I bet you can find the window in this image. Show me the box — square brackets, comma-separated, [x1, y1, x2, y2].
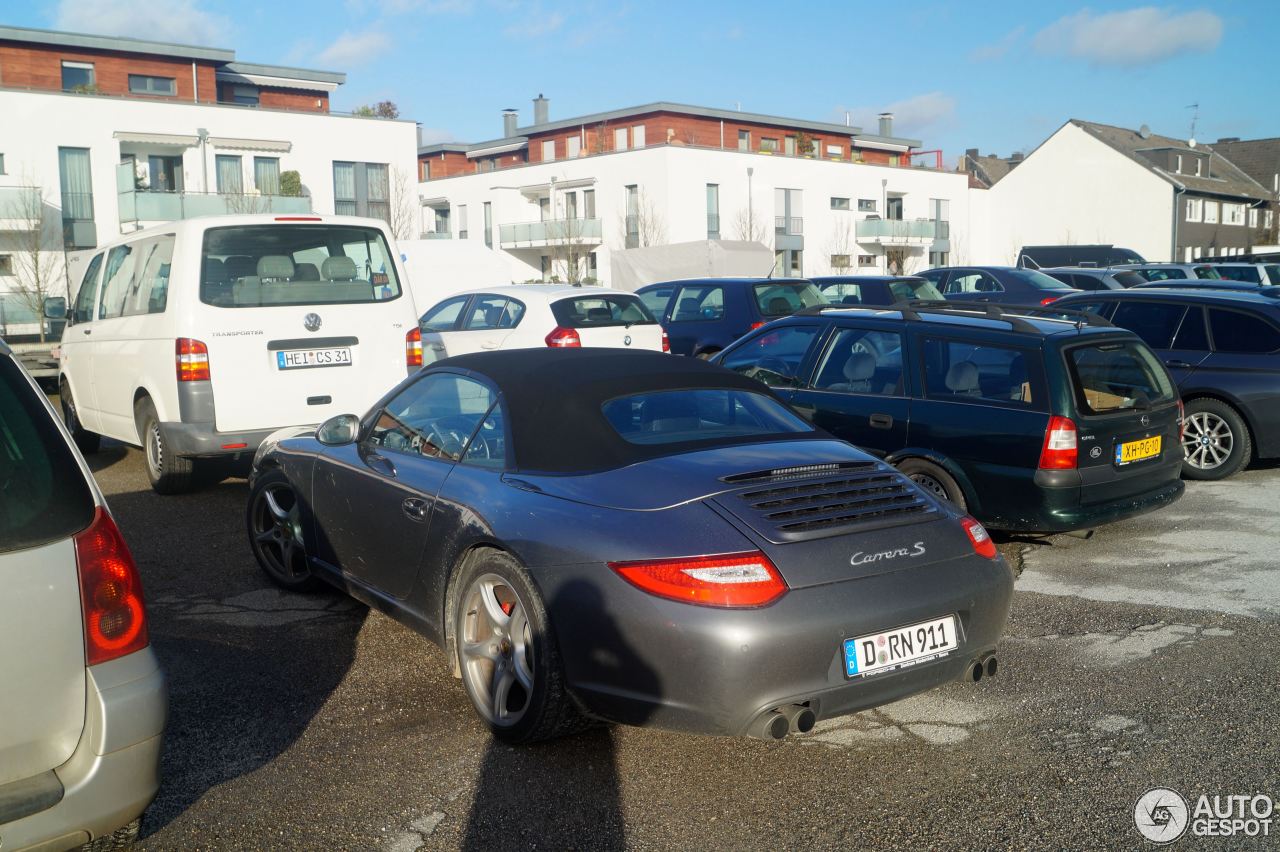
[1186, 198, 1203, 222]
[922, 339, 1042, 408]
[583, 189, 596, 219]
[1204, 201, 1219, 224]
[737, 129, 750, 151]
[1209, 309, 1280, 353]
[99, 243, 140, 319]
[671, 284, 725, 321]
[944, 271, 1003, 295]
[929, 250, 948, 267]
[369, 374, 496, 461]
[1249, 208, 1259, 228]
[888, 277, 944, 302]
[0, 255, 11, 276]
[602, 389, 811, 445]
[420, 296, 469, 331]
[128, 74, 176, 96]
[148, 155, 183, 191]
[753, 282, 825, 317]
[215, 155, 243, 194]
[58, 147, 94, 248]
[812, 328, 904, 395]
[366, 163, 389, 223]
[1266, 210, 1275, 229]
[1195, 158, 1202, 177]
[463, 295, 524, 330]
[61, 61, 94, 91]
[830, 197, 850, 210]
[857, 199, 876, 212]
[1175, 154, 1183, 173]
[722, 325, 822, 389]
[230, 85, 259, 106]
[614, 128, 628, 151]
[120, 235, 175, 316]
[760, 137, 779, 153]
[1110, 302, 1187, 349]
[706, 184, 720, 238]
[632, 125, 645, 147]
[0, 153, 5, 174]
[826, 144, 843, 158]
[71, 253, 103, 323]
[830, 254, 851, 269]
[1067, 342, 1176, 414]
[1217, 265, 1262, 283]
[784, 136, 796, 156]
[564, 192, 577, 220]
[461, 400, 506, 469]
[457, 204, 468, 239]
[1223, 203, 1245, 226]
[551, 295, 655, 328]
[333, 161, 389, 220]
[254, 157, 280, 195]
[541, 140, 556, 162]
[1172, 306, 1209, 350]
[483, 202, 492, 248]
[200, 224, 403, 308]
[624, 184, 639, 246]
[333, 162, 356, 215]
[638, 286, 673, 317]
[433, 206, 450, 234]
[820, 281, 862, 303]
[566, 136, 581, 158]
[858, 255, 876, 267]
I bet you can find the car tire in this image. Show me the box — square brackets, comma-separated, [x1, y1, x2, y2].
[453, 550, 590, 744]
[1181, 398, 1251, 481]
[134, 397, 196, 494]
[897, 458, 967, 509]
[60, 380, 100, 455]
[79, 818, 140, 850]
[247, 468, 322, 592]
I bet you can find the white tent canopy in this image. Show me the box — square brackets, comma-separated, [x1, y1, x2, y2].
[609, 240, 774, 292]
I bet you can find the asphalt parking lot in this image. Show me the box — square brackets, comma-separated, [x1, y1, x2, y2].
[81, 434, 1280, 850]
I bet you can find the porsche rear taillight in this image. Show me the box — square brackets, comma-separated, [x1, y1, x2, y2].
[1038, 415, 1077, 469]
[405, 326, 423, 367]
[609, 551, 787, 608]
[176, 338, 209, 382]
[960, 516, 997, 559]
[75, 508, 149, 666]
[661, 330, 670, 353]
[545, 326, 581, 348]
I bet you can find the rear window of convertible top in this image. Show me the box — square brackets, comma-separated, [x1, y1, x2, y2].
[601, 388, 812, 445]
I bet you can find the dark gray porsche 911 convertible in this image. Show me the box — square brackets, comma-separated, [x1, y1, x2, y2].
[246, 348, 1013, 744]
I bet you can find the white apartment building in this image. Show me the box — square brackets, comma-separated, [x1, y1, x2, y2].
[417, 99, 975, 288]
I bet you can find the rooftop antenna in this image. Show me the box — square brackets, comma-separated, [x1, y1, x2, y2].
[1186, 102, 1199, 145]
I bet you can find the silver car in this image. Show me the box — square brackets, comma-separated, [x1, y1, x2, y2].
[0, 341, 166, 850]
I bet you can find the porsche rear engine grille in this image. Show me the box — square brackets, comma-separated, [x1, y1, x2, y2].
[724, 467, 936, 541]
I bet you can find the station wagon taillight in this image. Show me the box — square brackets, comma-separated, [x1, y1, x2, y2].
[75, 508, 149, 666]
[1039, 296, 1060, 306]
[960, 516, 997, 559]
[176, 338, 210, 382]
[609, 551, 787, 608]
[405, 326, 423, 367]
[545, 326, 581, 348]
[1038, 415, 1078, 469]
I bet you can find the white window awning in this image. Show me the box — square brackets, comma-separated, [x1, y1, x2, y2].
[515, 177, 598, 196]
[208, 136, 292, 153]
[112, 131, 199, 147]
[420, 196, 449, 208]
[215, 71, 340, 93]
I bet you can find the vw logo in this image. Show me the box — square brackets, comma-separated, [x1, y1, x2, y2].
[303, 313, 322, 332]
[1140, 414, 1150, 427]
[623, 334, 632, 346]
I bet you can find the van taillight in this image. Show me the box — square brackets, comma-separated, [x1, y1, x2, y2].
[176, 338, 210, 382]
[405, 327, 423, 367]
[545, 327, 581, 348]
[1038, 415, 1078, 469]
[75, 508, 149, 666]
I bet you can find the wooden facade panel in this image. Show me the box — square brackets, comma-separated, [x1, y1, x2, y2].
[0, 42, 219, 102]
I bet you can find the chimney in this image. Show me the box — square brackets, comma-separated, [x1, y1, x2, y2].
[1010, 151, 1024, 162]
[878, 112, 893, 137]
[533, 93, 549, 126]
[502, 108, 518, 137]
[965, 147, 979, 161]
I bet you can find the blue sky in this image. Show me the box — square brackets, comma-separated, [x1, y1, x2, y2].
[15, 1, 1280, 163]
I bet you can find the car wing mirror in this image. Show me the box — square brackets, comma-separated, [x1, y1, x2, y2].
[316, 413, 361, 446]
[43, 296, 68, 320]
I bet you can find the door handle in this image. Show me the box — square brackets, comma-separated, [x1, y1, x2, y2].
[869, 413, 894, 429]
[363, 451, 396, 477]
[1164, 359, 1191, 368]
[401, 497, 428, 521]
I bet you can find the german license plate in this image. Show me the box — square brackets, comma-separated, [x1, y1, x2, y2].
[276, 347, 352, 370]
[843, 615, 958, 679]
[1115, 435, 1161, 465]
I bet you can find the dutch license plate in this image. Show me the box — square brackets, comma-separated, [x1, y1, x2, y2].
[1115, 435, 1162, 465]
[843, 615, 958, 679]
[276, 347, 352, 370]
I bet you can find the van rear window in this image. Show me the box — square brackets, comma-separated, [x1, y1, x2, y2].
[0, 358, 95, 552]
[201, 224, 402, 308]
[1067, 341, 1176, 415]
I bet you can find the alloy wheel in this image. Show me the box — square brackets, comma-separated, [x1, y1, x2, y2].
[459, 573, 534, 727]
[1182, 411, 1233, 470]
[250, 483, 307, 580]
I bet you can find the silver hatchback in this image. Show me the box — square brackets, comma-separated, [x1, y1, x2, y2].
[0, 342, 166, 851]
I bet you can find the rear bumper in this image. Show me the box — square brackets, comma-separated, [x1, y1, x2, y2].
[160, 420, 290, 461]
[539, 553, 1014, 737]
[0, 649, 167, 851]
[1011, 458, 1185, 533]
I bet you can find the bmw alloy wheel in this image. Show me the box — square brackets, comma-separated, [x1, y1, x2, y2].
[459, 573, 534, 727]
[1182, 411, 1233, 471]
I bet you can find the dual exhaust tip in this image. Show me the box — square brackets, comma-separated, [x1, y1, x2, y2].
[967, 653, 998, 683]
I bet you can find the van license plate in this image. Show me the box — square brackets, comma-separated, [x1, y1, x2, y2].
[843, 615, 957, 679]
[276, 347, 352, 370]
[1115, 435, 1161, 465]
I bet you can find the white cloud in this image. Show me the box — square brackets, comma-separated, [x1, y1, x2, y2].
[970, 25, 1025, 61]
[1033, 6, 1223, 66]
[55, 0, 230, 45]
[317, 30, 393, 67]
[503, 11, 565, 39]
[836, 92, 957, 138]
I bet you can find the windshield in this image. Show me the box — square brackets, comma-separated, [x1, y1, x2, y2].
[551, 294, 656, 327]
[753, 282, 826, 317]
[1010, 269, 1073, 291]
[1216, 266, 1262, 284]
[201, 224, 403, 308]
[602, 389, 812, 445]
[888, 277, 945, 302]
[1067, 341, 1176, 415]
[1111, 271, 1147, 288]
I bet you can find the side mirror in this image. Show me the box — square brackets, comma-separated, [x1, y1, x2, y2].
[43, 297, 68, 320]
[316, 413, 361, 446]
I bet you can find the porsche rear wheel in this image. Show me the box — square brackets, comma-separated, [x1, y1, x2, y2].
[453, 551, 589, 744]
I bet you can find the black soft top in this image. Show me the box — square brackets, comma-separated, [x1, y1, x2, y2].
[432, 348, 815, 474]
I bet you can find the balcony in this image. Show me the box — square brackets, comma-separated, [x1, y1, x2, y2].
[0, 186, 42, 231]
[420, 231, 453, 239]
[500, 217, 602, 249]
[117, 189, 312, 224]
[856, 218, 938, 246]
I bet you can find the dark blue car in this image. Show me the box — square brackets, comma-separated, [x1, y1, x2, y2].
[918, 266, 1077, 306]
[809, 275, 945, 306]
[636, 278, 826, 358]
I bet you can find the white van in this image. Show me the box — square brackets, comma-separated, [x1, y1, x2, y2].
[58, 214, 421, 494]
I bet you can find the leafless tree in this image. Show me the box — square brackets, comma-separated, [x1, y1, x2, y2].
[547, 216, 596, 285]
[730, 207, 766, 243]
[616, 187, 667, 248]
[1, 178, 65, 342]
[222, 192, 273, 214]
[388, 165, 417, 240]
[824, 217, 855, 273]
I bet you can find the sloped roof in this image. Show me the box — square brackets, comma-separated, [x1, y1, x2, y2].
[1070, 119, 1270, 201]
[963, 153, 1016, 188]
[1210, 138, 1280, 193]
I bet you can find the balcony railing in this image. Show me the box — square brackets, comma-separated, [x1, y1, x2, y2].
[855, 218, 938, 243]
[0, 186, 42, 230]
[421, 231, 452, 239]
[117, 189, 312, 223]
[500, 217, 603, 247]
[774, 216, 804, 236]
